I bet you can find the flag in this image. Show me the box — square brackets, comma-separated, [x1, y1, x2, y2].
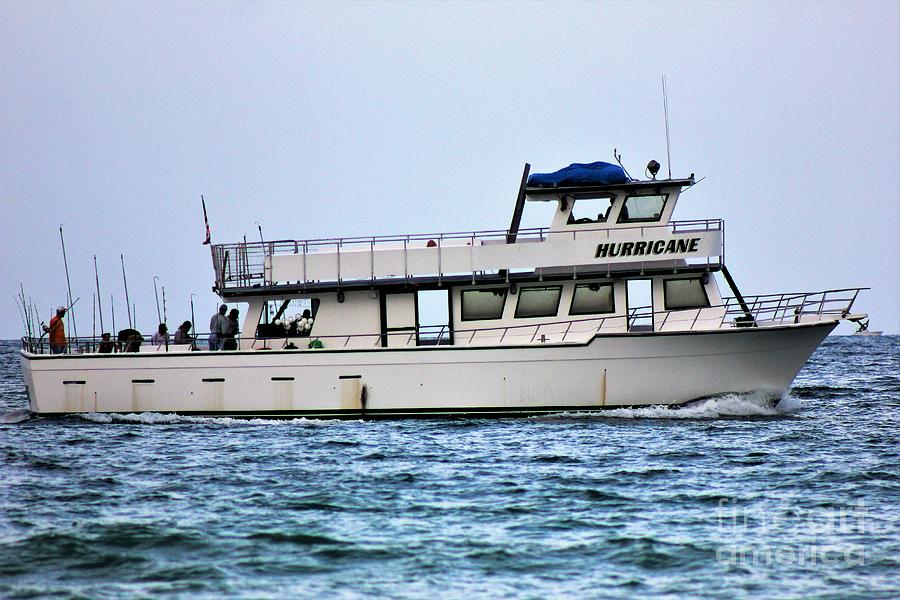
[201, 195, 211, 245]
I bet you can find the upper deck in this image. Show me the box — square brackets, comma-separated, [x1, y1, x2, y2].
[211, 176, 718, 296]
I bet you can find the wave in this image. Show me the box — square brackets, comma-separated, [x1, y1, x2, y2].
[77, 412, 354, 427]
[0, 408, 31, 424]
[538, 391, 798, 420]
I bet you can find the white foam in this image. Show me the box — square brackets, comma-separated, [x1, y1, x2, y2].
[0, 408, 31, 424]
[78, 412, 354, 426]
[540, 391, 800, 420]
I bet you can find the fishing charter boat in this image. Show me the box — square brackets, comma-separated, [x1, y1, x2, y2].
[20, 160, 867, 418]
[851, 318, 882, 336]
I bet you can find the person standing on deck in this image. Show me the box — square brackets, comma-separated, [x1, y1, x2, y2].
[174, 321, 193, 346]
[151, 323, 169, 347]
[208, 304, 227, 350]
[43, 306, 67, 354]
[222, 308, 240, 350]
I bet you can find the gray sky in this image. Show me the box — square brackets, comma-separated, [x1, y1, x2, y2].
[1, 0, 897, 338]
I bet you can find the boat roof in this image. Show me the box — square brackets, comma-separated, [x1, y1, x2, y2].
[525, 177, 695, 198]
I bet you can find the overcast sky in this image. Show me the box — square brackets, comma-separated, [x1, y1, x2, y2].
[1, 0, 897, 338]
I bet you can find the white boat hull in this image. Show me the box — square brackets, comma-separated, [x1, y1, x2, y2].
[21, 322, 836, 418]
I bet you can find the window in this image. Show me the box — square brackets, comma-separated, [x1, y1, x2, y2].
[461, 288, 507, 321]
[664, 278, 710, 310]
[515, 286, 562, 318]
[570, 283, 615, 315]
[618, 194, 667, 223]
[567, 194, 615, 224]
[256, 297, 319, 338]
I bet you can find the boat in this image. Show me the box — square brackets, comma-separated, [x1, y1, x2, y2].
[851, 318, 882, 336]
[19, 160, 868, 418]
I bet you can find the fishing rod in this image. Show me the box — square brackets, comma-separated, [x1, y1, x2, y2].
[120, 254, 133, 328]
[110, 293, 116, 334]
[190, 294, 196, 336]
[153, 276, 162, 324]
[162, 286, 167, 324]
[15, 295, 29, 338]
[94, 255, 104, 333]
[59, 227, 78, 341]
[38, 297, 80, 340]
[18, 284, 33, 339]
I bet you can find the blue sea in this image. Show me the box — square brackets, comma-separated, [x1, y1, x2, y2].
[1, 337, 897, 599]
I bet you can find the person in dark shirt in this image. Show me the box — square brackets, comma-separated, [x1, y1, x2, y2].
[117, 328, 143, 353]
[174, 321, 193, 346]
[222, 309, 240, 350]
[97, 332, 114, 354]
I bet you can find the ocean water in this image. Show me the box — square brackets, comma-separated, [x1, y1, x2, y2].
[0, 337, 897, 599]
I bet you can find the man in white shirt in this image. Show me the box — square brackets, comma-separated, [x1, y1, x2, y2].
[208, 304, 228, 350]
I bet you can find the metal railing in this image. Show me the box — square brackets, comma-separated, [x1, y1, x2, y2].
[211, 219, 725, 290]
[20, 333, 223, 355]
[21, 288, 863, 356]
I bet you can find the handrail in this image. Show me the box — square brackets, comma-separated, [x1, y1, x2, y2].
[214, 219, 724, 252]
[211, 219, 725, 289]
[21, 287, 865, 355]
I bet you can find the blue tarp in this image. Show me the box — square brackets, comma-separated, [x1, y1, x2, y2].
[527, 161, 628, 187]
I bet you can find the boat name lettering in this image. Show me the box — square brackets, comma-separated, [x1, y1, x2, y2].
[594, 237, 701, 259]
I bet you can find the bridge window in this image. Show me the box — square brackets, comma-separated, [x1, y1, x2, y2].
[567, 194, 616, 224]
[461, 288, 507, 321]
[664, 277, 710, 310]
[570, 283, 615, 315]
[618, 194, 668, 223]
[515, 286, 563, 318]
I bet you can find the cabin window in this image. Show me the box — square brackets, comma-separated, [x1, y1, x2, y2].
[514, 286, 563, 318]
[256, 297, 319, 338]
[570, 283, 615, 315]
[663, 278, 710, 310]
[461, 289, 507, 321]
[567, 194, 616, 225]
[618, 194, 668, 223]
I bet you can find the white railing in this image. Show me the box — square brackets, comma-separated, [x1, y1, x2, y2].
[23, 288, 865, 355]
[211, 219, 724, 290]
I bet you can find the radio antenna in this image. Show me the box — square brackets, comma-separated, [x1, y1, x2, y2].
[662, 75, 672, 180]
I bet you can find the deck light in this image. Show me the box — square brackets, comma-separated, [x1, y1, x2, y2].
[646, 160, 661, 180]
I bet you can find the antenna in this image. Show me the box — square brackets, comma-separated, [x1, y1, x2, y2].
[612, 148, 633, 180]
[662, 75, 672, 180]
